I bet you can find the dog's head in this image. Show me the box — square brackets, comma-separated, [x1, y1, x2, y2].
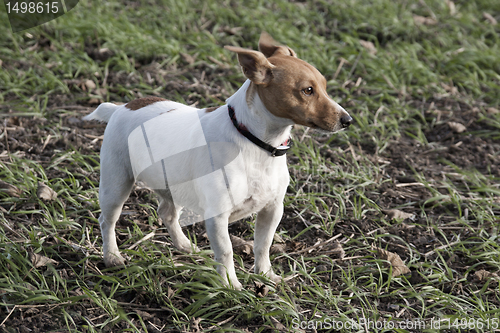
[225, 32, 352, 133]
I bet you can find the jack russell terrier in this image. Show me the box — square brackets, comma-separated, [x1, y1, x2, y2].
[84, 32, 352, 290]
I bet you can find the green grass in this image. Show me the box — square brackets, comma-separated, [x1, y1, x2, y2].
[1, 0, 500, 332]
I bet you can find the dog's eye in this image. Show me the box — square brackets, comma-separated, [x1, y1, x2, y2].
[302, 87, 314, 96]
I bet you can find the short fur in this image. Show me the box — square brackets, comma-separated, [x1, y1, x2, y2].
[83, 33, 352, 289]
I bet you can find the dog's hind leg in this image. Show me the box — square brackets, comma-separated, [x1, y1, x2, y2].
[98, 171, 134, 267]
[157, 190, 198, 253]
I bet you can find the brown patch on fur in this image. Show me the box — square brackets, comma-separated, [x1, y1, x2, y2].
[125, 96, 167, 111]
[205, 106, 220, 113]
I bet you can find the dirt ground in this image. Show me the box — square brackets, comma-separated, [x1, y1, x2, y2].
[2, 57, 500, 332]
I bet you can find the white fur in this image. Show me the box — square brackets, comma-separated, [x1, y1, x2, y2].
[87, 82, 291, 289]
[86, 43, 351, 289]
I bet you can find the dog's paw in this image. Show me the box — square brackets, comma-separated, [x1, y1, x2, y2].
[227, 278, 243, 290]
[265, 271, 282, 284]
[104, 253, 126, 267]
[175, 241, 199, 254]
[232, 280, 243, 290]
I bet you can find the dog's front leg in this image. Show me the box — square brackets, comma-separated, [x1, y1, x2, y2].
[254, 199, 283, 283]
[205, 214, 242, 290]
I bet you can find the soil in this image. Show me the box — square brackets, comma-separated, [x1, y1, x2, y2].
[1, 57, 500, 332]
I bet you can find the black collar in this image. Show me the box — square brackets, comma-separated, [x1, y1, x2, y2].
[228, 105, 292, 157]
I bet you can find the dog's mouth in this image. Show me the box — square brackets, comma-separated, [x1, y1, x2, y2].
[308, 120, 338, 133]
[306, 116, 352, 133]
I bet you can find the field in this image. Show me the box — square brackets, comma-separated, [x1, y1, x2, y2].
[1, 0, 500, 332]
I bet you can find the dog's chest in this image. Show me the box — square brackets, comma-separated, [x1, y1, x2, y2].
[228, 158, 288, 221]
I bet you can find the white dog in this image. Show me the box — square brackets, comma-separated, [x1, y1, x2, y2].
[84, 32, 352, 289]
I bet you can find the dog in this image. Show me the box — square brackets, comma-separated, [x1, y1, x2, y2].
[84, 32, 352, 290]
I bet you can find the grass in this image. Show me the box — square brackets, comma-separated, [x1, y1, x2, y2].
[1, 0, 500, 331]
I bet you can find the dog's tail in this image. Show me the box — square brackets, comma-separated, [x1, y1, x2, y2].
[82, 102, 120, 123]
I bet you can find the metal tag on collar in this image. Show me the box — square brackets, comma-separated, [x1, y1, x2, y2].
[271, 146, 290, 157]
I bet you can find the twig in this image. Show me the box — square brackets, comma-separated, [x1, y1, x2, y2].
[1, 220, 24, 239]
[40, 134, 52, 153]
[395, 182, 426, 188]
[3, 119, 11, 163]
[288, 233, 342, 256]
[299, 127, 310, 142]
[83, 133, 104, 140]
[382, 74, 397, 91]
[206, 315, 235, 331]
[366, 227, 384, 236]
[2, 302, 71, 309]
[1, 300, 72, 326]
[335, 255, 364, 261]
[373, 105, 384, 126]
[0, 305, 16, 326]
[424, 240, 461, 257]
[127, 231, 155, 250]
[333, 57, 347, 81]
[58, 236, 101, 256]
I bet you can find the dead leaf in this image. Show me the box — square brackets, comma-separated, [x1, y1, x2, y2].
[135, 309, 153, 320]
[0, 180, 22, 197]
[383, 209, 415, 221]
[290, 240, 306, 252]
[167, 286, 175, 299]
[487, 107, 499, 115]
[474, 269, 499, 282]
[254, 281, 269, 297]
[180, 52, 196, 65]
[230, 235, 253, 255]
[270, 243, 286, 255]
[270, 316, 286, 330]
[37, 182, 57, 201]
[190, 317, 202, 333]
[483, 12, 497, 25]
[273, 233, 285, 243]
[98, 48, 112, 56]
[373, 246, 411, 277]
[413, 15, 437, 26]
[440, 82, 458, 95]
[88, 98, 103, 105]
[448, 121, 467, 133]
[223, 27, 243, 35]
[359, 40, 377, 55]
[29, 252, 58, 268]
[83, 79, 96, 91]
[330, 241, 345, 259]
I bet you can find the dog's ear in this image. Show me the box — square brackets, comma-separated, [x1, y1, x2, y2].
[225, 46, 274, 85]
[258, 31, 297, 58]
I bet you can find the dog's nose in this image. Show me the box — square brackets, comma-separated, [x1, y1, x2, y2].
[340, 114, 353, 128]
